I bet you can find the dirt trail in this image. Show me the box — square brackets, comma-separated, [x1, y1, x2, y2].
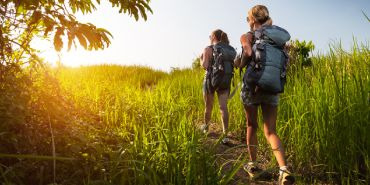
[203, 122, 278, 185]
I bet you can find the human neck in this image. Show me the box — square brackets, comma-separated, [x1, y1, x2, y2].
[212, 41, 221, 45]
[253, 23, 262, 31]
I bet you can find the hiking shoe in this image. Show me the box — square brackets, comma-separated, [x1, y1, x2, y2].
[200, 124, 209, 134]
[221, 137, 230, 145]
[243, 162, 263, 179]
[278, 169, 295, 185]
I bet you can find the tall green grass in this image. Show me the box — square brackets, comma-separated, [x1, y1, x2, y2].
[278, 43, 369, 184]
[2, 43, 366, 184]
[56, 65, 243, 184]
[55, 43, 368, 184]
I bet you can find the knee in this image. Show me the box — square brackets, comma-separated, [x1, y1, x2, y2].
[204, 105, 212, 115]
[204, 107, 212, 115]
[219, 104, 227, 113]
[247, 120, 258, 130]
[263, 128, 276, 138]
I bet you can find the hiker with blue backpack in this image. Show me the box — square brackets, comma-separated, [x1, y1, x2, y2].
[234, 5, 295, 185]
[200, 29, 236, 144]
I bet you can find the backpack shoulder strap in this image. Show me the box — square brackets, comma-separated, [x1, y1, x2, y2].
[204, 45, 214, 71]
[247, 31, 257, 45]
[212, 43, 223, 58]
[253, 27, 266, 42]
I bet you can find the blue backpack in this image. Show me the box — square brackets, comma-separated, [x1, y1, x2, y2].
[243, 25, 290, 94]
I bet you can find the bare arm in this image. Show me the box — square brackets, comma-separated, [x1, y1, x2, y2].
[237, 32, 254, 68]
[201, 47, 213, 70]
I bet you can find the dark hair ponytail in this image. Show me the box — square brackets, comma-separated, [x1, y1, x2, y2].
[212, 29, 230, 45]
[220, 32, 229, 44]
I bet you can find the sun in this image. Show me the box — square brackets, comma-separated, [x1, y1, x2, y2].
[33, 37, 103, 67]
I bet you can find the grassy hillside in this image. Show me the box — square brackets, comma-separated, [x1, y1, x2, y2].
[0, 44, 369, 184]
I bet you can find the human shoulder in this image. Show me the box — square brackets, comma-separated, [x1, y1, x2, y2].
[203, 45, 213, 54]
[240, 32, 254, 44]
[240, 34, 248, 42]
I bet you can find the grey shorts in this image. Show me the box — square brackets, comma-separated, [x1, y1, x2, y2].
[203, 79, 230, 95]
[241, 90, 279, 106]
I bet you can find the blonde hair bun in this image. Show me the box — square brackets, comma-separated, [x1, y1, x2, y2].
[249, 5, 272, 25]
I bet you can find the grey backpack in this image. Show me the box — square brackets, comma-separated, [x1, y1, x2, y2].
[243, 25, 290, 94]
[206, 42, 236, 93]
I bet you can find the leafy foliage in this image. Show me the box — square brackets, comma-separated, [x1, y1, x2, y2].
[287, 39, 315, 68]
[0, 1, 152, 184]
[0, 0, 152, 66]
[0, 64, 98, 183]
[192, 56, 201, 70]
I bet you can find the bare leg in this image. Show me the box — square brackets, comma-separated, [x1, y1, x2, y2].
[217, 90, 229, 134]
[203, 92, 214, 125]
[245, 105, 258, 162]
[261, 104, 286, 167]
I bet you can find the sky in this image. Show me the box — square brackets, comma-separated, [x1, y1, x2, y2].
[35, 0, 370, 71]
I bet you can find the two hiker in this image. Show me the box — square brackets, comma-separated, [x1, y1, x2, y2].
[200, 5, 295, 185]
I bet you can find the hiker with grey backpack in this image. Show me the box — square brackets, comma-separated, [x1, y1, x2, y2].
[234, 5, 295, 185]
[200, 29, 236, 145]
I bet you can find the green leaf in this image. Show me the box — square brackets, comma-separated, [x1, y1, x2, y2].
[141, 0, 153, 14]
[76, 32, 87, 49]
[57, 14, 67, 25]
[43, 17, 55, 37]
[29, 11, 42, 25]
[96, 28, 113, 38]
[53, 27, 64, 51]
[79, 25, 98, 50]
[16, 5, 27, 14]
[67, 32, 75, 51]
[137, 4, 147, 20]
[132, 6, 139, 21]
[219, 155, 246, 185]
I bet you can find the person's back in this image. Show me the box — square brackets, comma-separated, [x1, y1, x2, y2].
[234, 5, 295, 185]
[244, 24, 290, 95]
[207, 42, 236, 92]
[200, 29, 236, 144]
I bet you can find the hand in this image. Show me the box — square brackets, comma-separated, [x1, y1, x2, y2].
[234, 53, 242, 68]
